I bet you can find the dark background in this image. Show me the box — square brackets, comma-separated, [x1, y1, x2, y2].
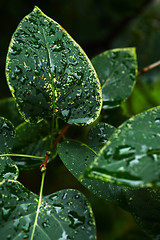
[0, 1, 160, 239]
[1, 0, 160, 99]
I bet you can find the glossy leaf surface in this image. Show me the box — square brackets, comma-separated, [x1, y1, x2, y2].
[12, 121, 54, 169]
[0, 180, 96, 240]
[87, 107, 160, 187]
[126, 188, 160, 239]
[6, 6, 102, 125]
[58, 123, 127, 206]
[0, 118, 18, 181]
[91, 48, 137, 109]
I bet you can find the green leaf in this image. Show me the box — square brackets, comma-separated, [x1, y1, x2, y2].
[91, 48, 137, 109]
[126, 188, 160, 239]
[0, 180, 96, 240]
[0, 117, 18, 181]
[0, 98, 23, 127]
[12, 120, 55, 169]
[86, 106, 160, 187]
[87, 122, 117, 152]
[58, 123, 127, 206]
[5, 6, 102, 125]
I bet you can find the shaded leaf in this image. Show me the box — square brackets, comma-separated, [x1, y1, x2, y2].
[58, 123, 127, 206]
[0, 98, 23, 127]
[0, 180, 96, 240]
[6, 6, 102, 125]
[126, 187, 160, 239]
[91, 48, 137, 109]
[87, 122, 117, 152]
[86, 107, 160, 187]
[12, 120, 55, 169]
[0, 117, 18, 181]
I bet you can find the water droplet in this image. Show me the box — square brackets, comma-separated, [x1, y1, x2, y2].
[2, 207, 11, 221]
[61, 109, 70, 119]
[15, 66, 22, 75]
[62, 192, 68, 200]
[74, 194, 80, 199]
[13, 219, 20, 231]
[129, 158, 139, 167]
[2, 122, 10, 129]
[42, 219, 50, 228]
[155, 118, 160, 123]
[22, 215, 31, 232]
[53, 203, 64, 213]
[59, 231, 70, 240]
[52, 40, 64, 52]
[7, 234, 11, 240]
[48, 194, 58, 201]
[68, 211, 85, 229]
[113, 145, 135, 160]
[23, 234, 29, 239]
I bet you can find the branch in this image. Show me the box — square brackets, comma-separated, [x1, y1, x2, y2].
[137, 60, 160, 76]
[40, 123, 71, 172]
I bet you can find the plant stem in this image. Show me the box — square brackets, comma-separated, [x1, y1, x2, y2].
[137, 60, 160, 76]
[40, 124, 71, 171]
[30, 171, 46, 240]
[50, 78, 56, 148]
[52, 123, 71, 149]
[0, 153, 44, 159]
[40, 151, 51, 172]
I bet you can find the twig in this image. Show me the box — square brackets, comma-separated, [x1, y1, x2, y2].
[40, 123, 71, 172]
[137, 60, 160, 76]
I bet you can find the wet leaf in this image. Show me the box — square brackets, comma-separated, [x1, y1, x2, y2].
[86, 106, 160, 187]
[91, 48, 137, 109]
[0, 98, 23, 127]
[0, 117, 18, 181]
[6, 6, 102, 125]
[12, 120, 55, 169]
[0, 180, 96, 240]
[126, 187, 160, 239]
[58, 123, 127, 206]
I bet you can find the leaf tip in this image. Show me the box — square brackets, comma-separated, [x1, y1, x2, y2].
[33, 6, 42, 13]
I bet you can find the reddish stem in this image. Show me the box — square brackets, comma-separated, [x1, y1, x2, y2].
[40, 151, 51, 172]
[40, 123, 71, 172]
[137, 60, 160, 76]
[52, 123, 71, 149]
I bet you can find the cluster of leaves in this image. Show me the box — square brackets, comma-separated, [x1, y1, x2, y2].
[0, 6, 160, 240]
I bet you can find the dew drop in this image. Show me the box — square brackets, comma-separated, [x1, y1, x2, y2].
[23, 234, 29, 239]
[49, 194, 58, 201]
[7, 234, 11, 240]
[53, 203, 64, 213]
[61, 109, 70, 119]
[68, 211, 85, 229]
[59, 231, 70, 240]
[113, 145, 135, 160]
[42, 219, 50, 228]
[13, 219, 20, 231]
[155, 118, 160, 123]
[2, 207, 11, 221]
[62, 192, 68, 200]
